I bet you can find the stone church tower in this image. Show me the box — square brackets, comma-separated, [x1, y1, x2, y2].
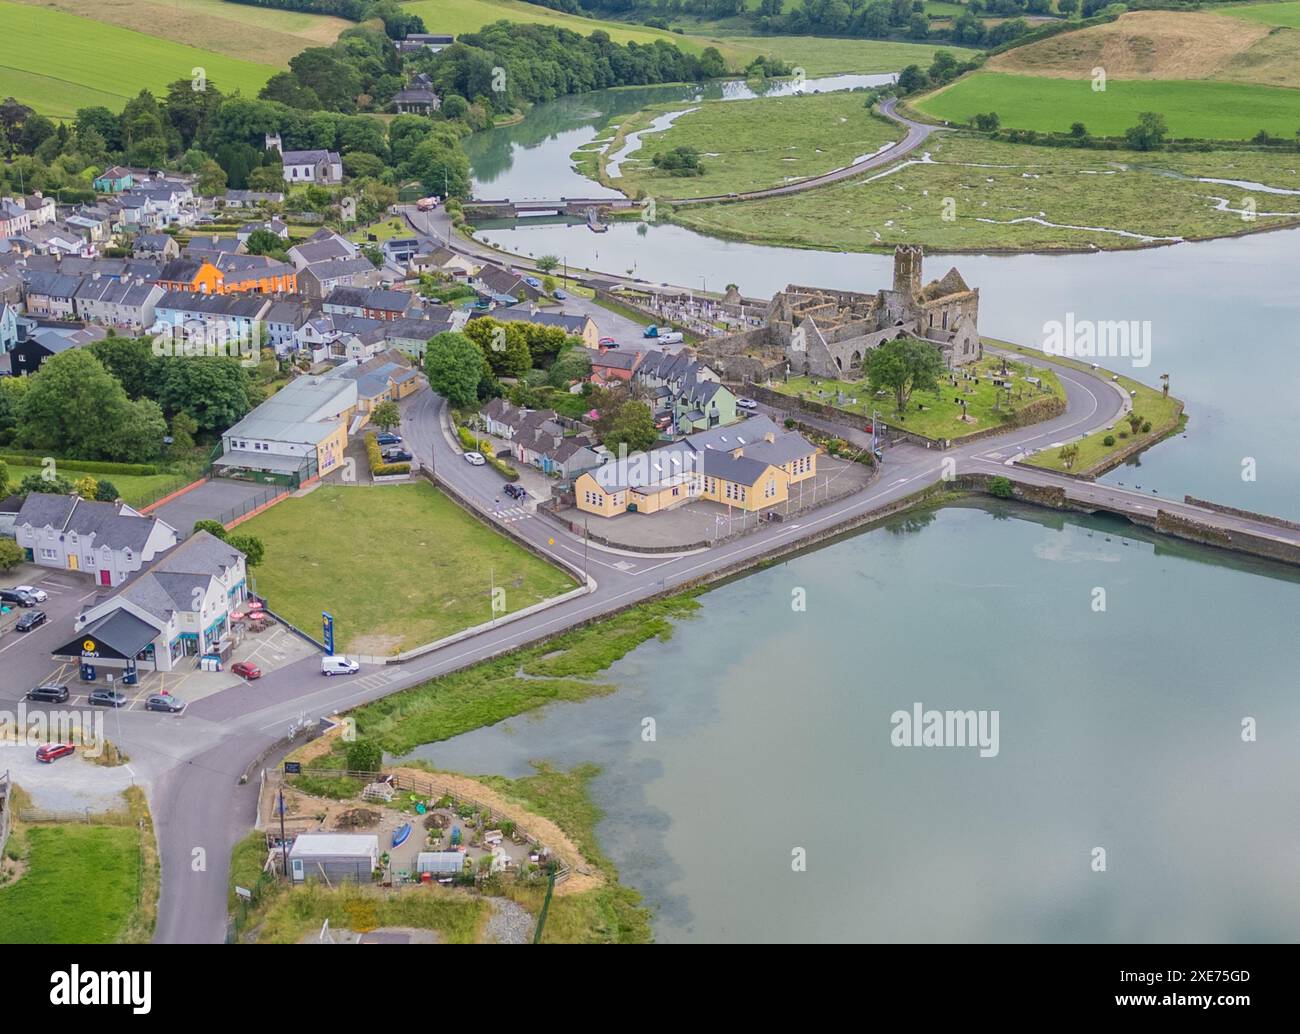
[892, 245, 923, 299]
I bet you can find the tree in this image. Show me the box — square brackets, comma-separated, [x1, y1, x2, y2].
[0, 538, 23, 572]
[535, 255, 559, 274]
[155, 358, 252, 435]
[73, 476, 99, 499]
[17, 350, 136, 460]
[19, 473, 73, 495]
[424, 331, 488, 407]
[0, 458, 7, 496]
[226, 533, 265, 567]
[603, 400, 658, 454]
[865, 338, 945, 414]
[90, 336, 158, 399]
[243, 228, 287, 258]
[1126, 411, 1144, 435]
[407, 131, 471, 200]
[94, 479, 120, 502]
[896, 65, 928, 95]
[371, 400, 401, 432]
[193, 519, 227, 539]
[972, 112, 1000, 132]
[1124, 112, 1168, 152]
[169, 411, 198, 457]
[464, 318, 531, 379]
[1058, 444, 1080, 470]
[1069, 122, 1089, 139]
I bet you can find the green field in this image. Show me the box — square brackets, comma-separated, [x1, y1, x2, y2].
[915, 71, 1300, 139]
[12, 0, 350, 67]
[725, 35, 980, 75]
[0, 824, 142, 943]
[2, 464, 189, 507]
[1224, 1, 1300, 27]
[772, 353, 1065, 442]
[237, 482, 576, 655]
[606, 91, 900, 199]
[0, 2, 278, 116]
[668, 133, 1300, 252]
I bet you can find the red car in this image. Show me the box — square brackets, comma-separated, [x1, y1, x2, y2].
[231, 661, 262, 680]
[36, 743, 75, 763]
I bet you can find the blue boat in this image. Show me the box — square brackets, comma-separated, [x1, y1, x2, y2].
[392, 823, 411, 848]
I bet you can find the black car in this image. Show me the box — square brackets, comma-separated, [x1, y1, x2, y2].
[503, 483, 528, 500]
[145, 694, 185, 713]
[0, 588, 35, 607]
[27, 683, 70, 703]
[382, 448, 413, 463]
[15, 609, 46, 632]
[88, 689, 128, 708]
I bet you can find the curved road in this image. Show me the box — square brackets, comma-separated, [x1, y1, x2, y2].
[666, 98, 942, 207]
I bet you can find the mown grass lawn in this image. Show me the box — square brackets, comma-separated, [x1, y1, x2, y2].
[1226, 1, 1300, 28]
[0, 825, 141, 943]
[915, 72, 1300, 140]
[774, 353, 1065, 441]
[237, 482, 576, 655]
[1, 464, 188, 508]
[609, 91, 900, 199]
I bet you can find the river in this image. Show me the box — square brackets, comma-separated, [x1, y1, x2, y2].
[410, 77, 1300, 943]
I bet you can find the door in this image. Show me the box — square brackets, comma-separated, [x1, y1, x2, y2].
[67, 554, 78, 571]
[291, 858, 304, 883]
[99, 570, 111, 586]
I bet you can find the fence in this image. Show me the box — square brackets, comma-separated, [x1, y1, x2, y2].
[0, 771, 10, 862]
[278, 767, 569, 884]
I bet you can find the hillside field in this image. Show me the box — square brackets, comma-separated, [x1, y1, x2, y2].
[1226, 1, 1300, 28]
[916, 72, 1300, 139]
[0, 2, 278, 116]
[13, 0, 351, 66]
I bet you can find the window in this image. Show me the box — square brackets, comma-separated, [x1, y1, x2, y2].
[765, 478, 776, 498]
[39, 548, 57, 560]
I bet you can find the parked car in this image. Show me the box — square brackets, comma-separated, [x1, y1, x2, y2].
[15, 609, 47, 632]
[736, 397, 759, 411]
[145, 694, 186, 713]
[523, 276, 542, 289]
[376, 431, 402, 446]
[504, 483, 527, 500]
[89, 689, 128, 708]
[382, 448, 413, 463]
[552, 289, 568, 300]
[14, 585, 48, 602]
[322, 656, 360, 676]
[231, 661, 262, 680]
[35, 743, 75, 763]
[463, 451, 486, 466]
[26, 683, 70, 703]
[0, 588, 35, 607]
[598, 337, 617, 350]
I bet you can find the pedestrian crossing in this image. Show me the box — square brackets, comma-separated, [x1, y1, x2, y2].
[354, 669, 400, 691]
[495, 506, 531, 523]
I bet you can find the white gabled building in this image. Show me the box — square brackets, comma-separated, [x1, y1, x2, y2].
[13, 494, 177, 587]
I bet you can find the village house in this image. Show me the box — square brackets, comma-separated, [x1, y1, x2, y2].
[589, 347, 642, 385]
[13, 494, 178, 587]
[411, 246, 477, 279]
[22, 270, 83, 319]
[330, 348, 424, 415]
[263, 297, 317, 355]
[287, 231, 358, 269]
[392, 72, 441, 115]
[92, 166, 135, 193]
[7, 319, 106, 375]
[472, 264, 541, 304]
[133, 233, 180, 260]
[633, 348, 739, 434]
[57, 531, 249, 674]
[297, 256, 382, 300]
[573, 415, 819, 519]
[152, 290, 273, 352]
[323, 285, 414, 322]
[223, 189, 285, 208]
[74, 277, 165, 333]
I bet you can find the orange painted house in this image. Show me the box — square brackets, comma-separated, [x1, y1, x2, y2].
[155, 256, 297, 296]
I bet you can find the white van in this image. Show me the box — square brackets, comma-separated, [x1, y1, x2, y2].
[321, 656, 360, 676]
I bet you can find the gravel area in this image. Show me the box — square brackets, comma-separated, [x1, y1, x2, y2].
[484, 898, 535, 944]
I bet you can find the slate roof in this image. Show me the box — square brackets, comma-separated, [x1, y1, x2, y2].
[324, 286, 412, 313]
[16, 495, 167, 553]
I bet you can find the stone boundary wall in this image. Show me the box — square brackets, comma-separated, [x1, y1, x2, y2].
[1183, 496, 1300, 533]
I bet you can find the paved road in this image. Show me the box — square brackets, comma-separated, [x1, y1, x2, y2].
[667, 98, 942, 207]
